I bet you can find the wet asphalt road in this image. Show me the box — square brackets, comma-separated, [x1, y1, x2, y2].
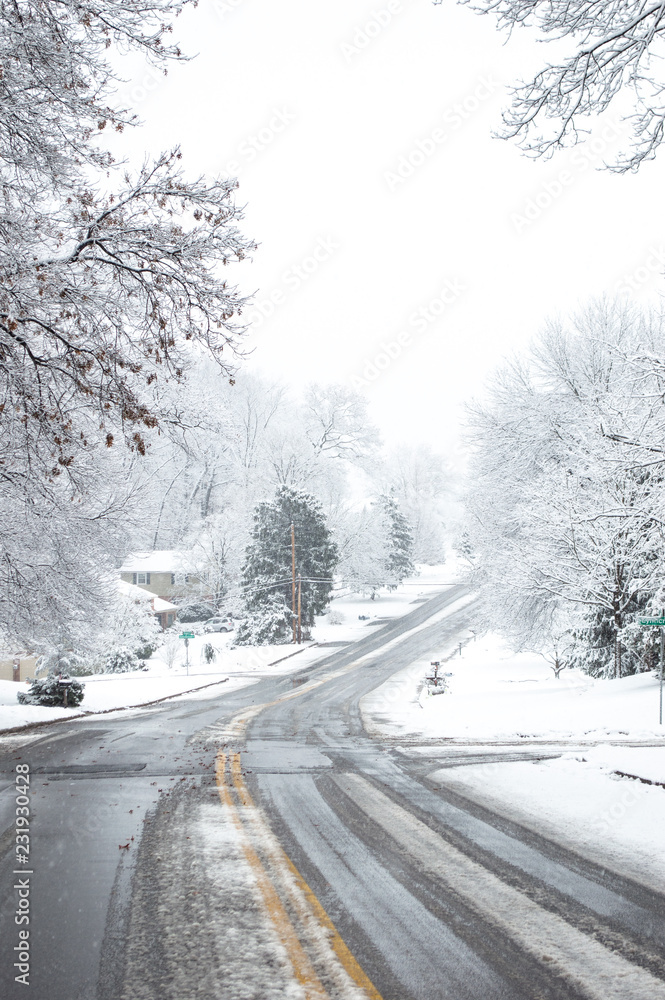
[0, 585, 664, 1000]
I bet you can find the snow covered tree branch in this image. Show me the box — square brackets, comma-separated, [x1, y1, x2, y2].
[442, 0, 665, 170]
[0, 0, 254, 648]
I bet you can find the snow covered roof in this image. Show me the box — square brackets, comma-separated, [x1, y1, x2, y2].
[119, 549, 200, 574]
[152, 596, 178, 613]
[118, 581, 177, 613]
[118, 580, 154, 602]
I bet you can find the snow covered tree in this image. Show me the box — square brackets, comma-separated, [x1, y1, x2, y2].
[36, 645, 90, 678]
[444, 0, 665, 171]
[303, 384, 381, 461]
[336, 506, 389, 598]
[236, 486, 338, 644]
[377, 493, 416, 589]
[465, 301, 665, 677]
[111, 583, 162, 656]
[0, 0, 253, 648]
[337, 493, 415, 596]
[1, 1, 253, 473]
[454, 530, 476, 568]
[379, 445, 450, 564]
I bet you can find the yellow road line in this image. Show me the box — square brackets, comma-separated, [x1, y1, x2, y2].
[229, 754, 384, 1000]
[215, 752, 329, 1000]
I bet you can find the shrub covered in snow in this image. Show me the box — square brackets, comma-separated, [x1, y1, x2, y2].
[18, 674, 85, 707]
[103, 647, 140, 673]
[177, 601, 216, 623]
[235, 601, 294, 646]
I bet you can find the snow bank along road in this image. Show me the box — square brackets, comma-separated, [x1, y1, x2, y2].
[1, 586, 665, 1000]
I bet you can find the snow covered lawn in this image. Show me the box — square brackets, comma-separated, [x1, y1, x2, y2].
[362, 632, 665, 742]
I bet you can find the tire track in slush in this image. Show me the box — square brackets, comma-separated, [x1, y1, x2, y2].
[333, 772, 665, 1000]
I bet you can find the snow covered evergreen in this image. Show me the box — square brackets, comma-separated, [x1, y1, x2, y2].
[236, 486, 338, 644]
[338, 493, 415, 597]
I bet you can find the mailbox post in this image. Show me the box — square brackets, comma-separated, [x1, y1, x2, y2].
[58, 676, 73, 708]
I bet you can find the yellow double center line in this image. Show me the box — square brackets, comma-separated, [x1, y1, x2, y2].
[215, 749, 383, 1000]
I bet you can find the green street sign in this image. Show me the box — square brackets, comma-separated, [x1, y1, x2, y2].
[639, 618, 665, 627]
[179, 632, 195, 639]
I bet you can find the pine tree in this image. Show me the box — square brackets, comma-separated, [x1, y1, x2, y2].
[236, 486, 338, 644]
[376, 493, 415, 589]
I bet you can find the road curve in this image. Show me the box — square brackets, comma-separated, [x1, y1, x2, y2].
[0, 585, 663, 1000]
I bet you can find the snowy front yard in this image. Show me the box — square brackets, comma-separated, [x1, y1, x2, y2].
[362, 632, 665, 742]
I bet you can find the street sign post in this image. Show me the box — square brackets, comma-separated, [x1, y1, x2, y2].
[179, 632, 194, 674]
[639, 614, 665, 724]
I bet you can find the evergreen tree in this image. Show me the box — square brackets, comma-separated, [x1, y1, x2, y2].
[236, 486, 338, 644]
[377, 493, 415, 589]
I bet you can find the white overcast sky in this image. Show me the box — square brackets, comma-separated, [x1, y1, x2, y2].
[115, 0, 665, 465]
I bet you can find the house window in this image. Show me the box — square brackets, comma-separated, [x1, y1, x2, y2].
[135, 572, 150, 585]
[167, 613, 175, 625]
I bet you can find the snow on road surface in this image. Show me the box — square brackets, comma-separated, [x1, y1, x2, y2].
[430, 754, 665, 892]
[363, 630, 665, 890]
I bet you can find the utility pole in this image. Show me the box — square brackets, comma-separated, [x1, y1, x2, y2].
[297, 573, 302, 644]
[291, 523, 297, 644]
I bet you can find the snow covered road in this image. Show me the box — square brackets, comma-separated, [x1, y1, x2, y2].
[1, 586, 664, 999]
